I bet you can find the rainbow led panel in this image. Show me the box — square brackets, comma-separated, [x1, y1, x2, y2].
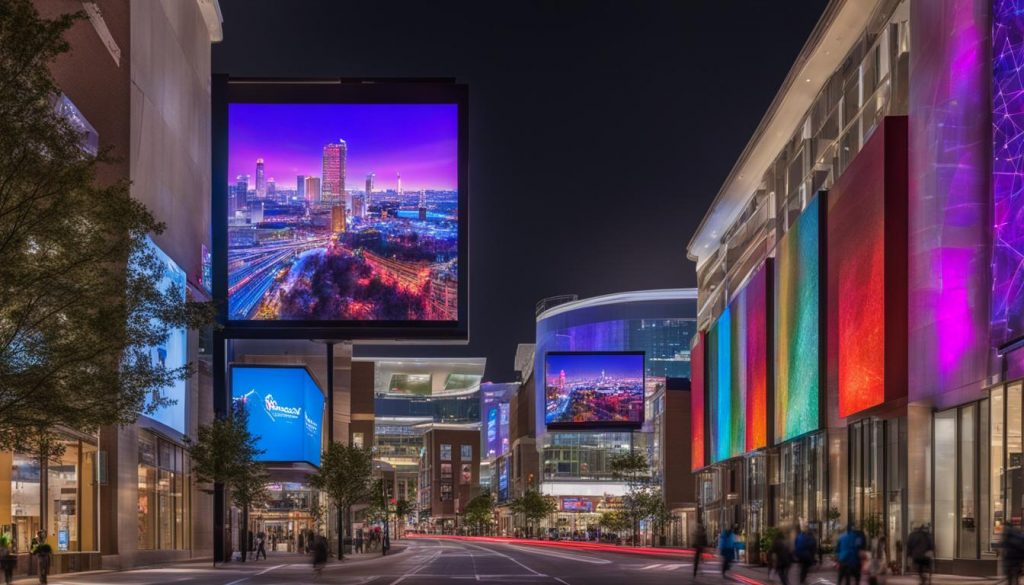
[775, 196, 821, 442]
[690, 332, 706, 471]
[993, 0, 1024, 346]
[706, 262, 769, 463]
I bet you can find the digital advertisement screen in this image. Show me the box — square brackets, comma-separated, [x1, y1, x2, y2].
[561, 497, 595, 513]
[544, 352, 645, 428]
[775, 195, 823, 443]
[139, 237, 188, 435]
[690, 332, 705, 471]
[231, 365, 325, 466]
[225, 101, 459, 322]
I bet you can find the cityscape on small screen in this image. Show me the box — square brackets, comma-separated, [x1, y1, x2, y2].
[227, 103, 459, 321]
[544, 353, 645, 426]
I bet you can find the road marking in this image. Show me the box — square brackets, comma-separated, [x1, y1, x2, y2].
[505, 544, 610, 565]
[457, 540, 546, 576]
[386, 548, 442, 585]
[640, 563, 664, 570]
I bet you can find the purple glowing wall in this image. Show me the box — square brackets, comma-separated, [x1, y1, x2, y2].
[908, 0, 992, 405]
[993, 0, 1024, 346]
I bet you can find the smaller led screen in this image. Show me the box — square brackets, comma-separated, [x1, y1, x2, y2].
[138, 237, 188, 435]
[561, 497, 595, 512]
[231, 365, 325, 466]
[544, 352, 645, 429]
[691, 332, 706, 471]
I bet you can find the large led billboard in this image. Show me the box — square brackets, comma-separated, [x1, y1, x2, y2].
[706, 262, 770, 464]
[214, 79, 468, 340]
[827, 116, 907, 419]
[775, 195, 823, 443]
[231, 365, 325, 466]
[138, 237, 188, 435]
[544, 352, 645, 429]
[690, 332, 705, 470]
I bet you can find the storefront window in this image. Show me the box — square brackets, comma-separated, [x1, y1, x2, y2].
[991, 386, 1005, 555]
[934, 409, 956, 559]
[960, 405, 977, 558]
[10, 453, 41, 553]
[1010, 383, 1023, 530]
[138, 431, 189, 550]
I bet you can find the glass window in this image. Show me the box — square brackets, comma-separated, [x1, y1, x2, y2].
[10, 452, 41, 553]
[440, 444, 451, 461]
[960, 405, 977, 558]
[1009, 383, 1023, 531]
[934, 409, 956, 559]
[991, 386, 1005, 554]
[137, 432, 189, 550]
[48, 440, 80, 552]
[460, 445, 472, 461]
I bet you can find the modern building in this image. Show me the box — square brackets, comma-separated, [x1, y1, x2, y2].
[532, 290, 698, 541]
[419, 428, 481, 532]
[331, 205, 346, 234]
[321, 140, 347, 205]
[296, 175, 305, 199]
[254, 157, 266, 198]
[304, 176, 321, 204]
[359, 358, 485, 520]
[0, 0, 222, 577]
[687, 0, 1024, 574]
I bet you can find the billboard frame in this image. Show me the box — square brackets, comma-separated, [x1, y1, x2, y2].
[543, 350, 646, 430]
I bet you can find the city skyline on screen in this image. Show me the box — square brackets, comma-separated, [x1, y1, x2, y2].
[544, 352, 645, 427]
[226, 102, 460, 323]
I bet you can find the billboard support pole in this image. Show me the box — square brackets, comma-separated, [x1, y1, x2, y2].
[325, 341, 335, 442]
[213, 331, 228, 564]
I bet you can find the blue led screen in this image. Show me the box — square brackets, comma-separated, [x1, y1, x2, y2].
[231, 365, 325, 466]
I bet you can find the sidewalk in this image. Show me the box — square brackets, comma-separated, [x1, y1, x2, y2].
[729, 561, 1001, 585]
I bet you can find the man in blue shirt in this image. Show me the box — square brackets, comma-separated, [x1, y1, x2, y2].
[837, 523, 865, 585]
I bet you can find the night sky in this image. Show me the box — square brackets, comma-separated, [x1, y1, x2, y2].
[213, 0, 828, 382]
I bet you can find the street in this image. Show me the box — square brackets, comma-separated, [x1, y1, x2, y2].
[17, 538, 729, 585]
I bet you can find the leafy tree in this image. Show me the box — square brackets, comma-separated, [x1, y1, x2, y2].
[186, 402, 267, 562]
[0, 0, 215, 455]
[598, 510, 631, 535]
[309, 442, 374, 559]
[464, 491, 495, 536]
[393, 498, 415, 539]
[610, 450, 656, 546]
[509, 489, 557, 538]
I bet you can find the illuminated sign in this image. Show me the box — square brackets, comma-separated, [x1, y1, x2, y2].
[231, 365, 325, 466]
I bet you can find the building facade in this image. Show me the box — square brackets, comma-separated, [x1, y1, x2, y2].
[688, 0, 1024, 574]
[532, 290, 697, 541]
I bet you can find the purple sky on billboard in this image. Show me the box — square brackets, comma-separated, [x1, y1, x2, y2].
[228, 103, 458, 191]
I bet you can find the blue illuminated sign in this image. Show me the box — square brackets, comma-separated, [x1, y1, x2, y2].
[139, 237, 188, 434]
[231, 365, 325, 466]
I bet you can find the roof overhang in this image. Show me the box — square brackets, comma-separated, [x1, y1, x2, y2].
[686, 0, 884, 267]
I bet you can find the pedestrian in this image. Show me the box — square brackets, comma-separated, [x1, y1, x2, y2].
[772, 528, 794, 585]
[31, 531, 51, 585]
[720, 524, 737, 578]
[837, 523, 863, 585]
[905, 524, 934, 585]
[0, 533, 16, 585]
[1003, 525, 1024, 585]
[794, 525, 818, 585]
[868, 534, 888, 585]
[312, 533, 328, 577]
[298, 531, 305, 554]
[256, 532, 267, 560]
[693, 521, 708, 579]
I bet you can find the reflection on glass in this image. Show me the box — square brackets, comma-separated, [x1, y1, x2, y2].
[934, 409, 956, 559]
[992, 386, 1005, 553]
[960, 405, 977, 558]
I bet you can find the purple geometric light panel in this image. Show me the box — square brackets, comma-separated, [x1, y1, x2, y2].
[994, 0, 1024, 345]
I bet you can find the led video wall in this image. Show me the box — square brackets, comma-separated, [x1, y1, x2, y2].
[827, 117, 908, 418]
[707, 262, 770, 463]
[231, 365, 325, 466]
[690, 331, 705, 471]
[214, 80, 468, 340]
[775, 195, 823, 443]
[544, 352, 645, 429]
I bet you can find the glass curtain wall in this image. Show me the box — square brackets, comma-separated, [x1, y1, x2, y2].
[138, 431, 189, 550]
[990, 382, 1024, 557]
[772, 432, 826, 533]
[934, 399, 990, 561]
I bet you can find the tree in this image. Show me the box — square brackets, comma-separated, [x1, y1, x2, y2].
[186, 402, 268, 562]
[598, 510, 630, 537]
[309, 442, 374, 559]
[0, 0, 215, 455]
[464, 492, 495, 536]
[610, 450, 656, 546]
[393, 498, 415, 539]
[509, 490, 557, 538]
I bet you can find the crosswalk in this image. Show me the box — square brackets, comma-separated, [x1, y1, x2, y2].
[629, 562, 694, 571]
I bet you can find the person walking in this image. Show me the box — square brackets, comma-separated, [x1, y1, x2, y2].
[312, 533, 328, 577]
[868, 534, 888, 585]
[837, 524, 865, 585]
[772, 528, 794, 585]
[31, 531, 51, 585]
[719, 524, 737, 578]
[1002, 525, 1024, 585]
[0, 533, 16, 585]
[905, 525, 934, 585]
[693, 521, 708, 579]
[255, 532, 267, 560]
[794, 525, 818, 585]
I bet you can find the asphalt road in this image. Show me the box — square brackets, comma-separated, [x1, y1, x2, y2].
[22, 538, 736, 585]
